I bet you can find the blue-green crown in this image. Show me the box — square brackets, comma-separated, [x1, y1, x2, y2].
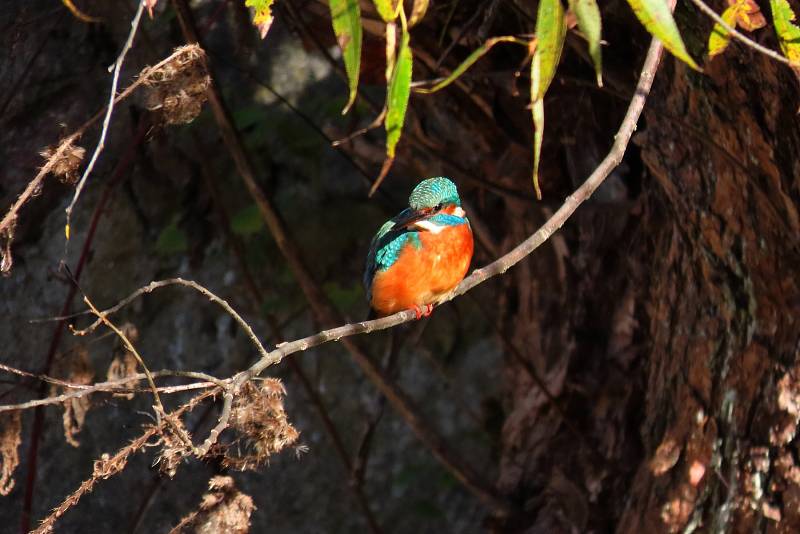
[408, 177, 461, 210]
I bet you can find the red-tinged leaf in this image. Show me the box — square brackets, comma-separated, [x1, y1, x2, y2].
[329, 0, 363, 113]
[245, 0, 275, 39]
[533, 0, 567, 102]
[708, 6, 738, 58]
[385, 22, 412, 159]
[370, 157, 395, 196]
[414, 36, 528, 94]
[568, 0, 603, 86]
[373, 0, 400, 22]
[625, 0, 701, 70]
[730, 0, 766, 31]
[770, 0, 800, 65]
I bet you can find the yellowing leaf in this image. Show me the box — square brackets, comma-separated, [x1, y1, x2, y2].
[625, 0, 701, 70]
[569, 0, 603, 86]
[371, 11, 412, 196]
[708, 6, 738, 57]
[731, 0, 766, 31]
[408, 0, 429, 27]
[61, 0, 101, 22]
[373, 0, 401, 22]
[533, 0, 567, 102]
[770, 0, 800, 65]
[529, 0, 566, 199]
[329, 0, 363, 113]
[414, 36, 528, 94]
[245, 0, 275, 38]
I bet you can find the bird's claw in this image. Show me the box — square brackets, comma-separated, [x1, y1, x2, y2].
[413, 304, 434, 319]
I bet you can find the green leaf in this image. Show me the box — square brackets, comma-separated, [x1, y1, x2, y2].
[155, 220, 187, 255]
[625, 0, 700, 69]
[529, 0, 566, 199]
[373, 0, 400, 22]
[708, 6, 738, 58]
[414, 36, 528, 94]
[569, 0, 603, 86]
[329, 0, 363, 114]
[245, 0, 275, 38]
[770, 0, 800, 65]
[231, 204, 264, 236]
[385, 23, 412, 159]
[533, 0, 567, 101]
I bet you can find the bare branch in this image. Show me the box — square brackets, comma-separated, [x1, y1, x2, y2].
[0, 369, 219, 413]
[83, 294, 166, 423]
[63, 0, 146, 236]
[31, 389, 218, 534]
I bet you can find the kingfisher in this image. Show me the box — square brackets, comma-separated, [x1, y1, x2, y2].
[364, 177, 474, 318]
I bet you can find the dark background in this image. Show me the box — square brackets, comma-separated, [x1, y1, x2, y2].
[1, 0, 799, 532]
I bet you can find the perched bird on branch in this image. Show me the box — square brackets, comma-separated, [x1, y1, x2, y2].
[364, 177, 474, 318]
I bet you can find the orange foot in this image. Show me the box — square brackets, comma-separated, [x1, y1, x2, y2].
[413, 304, 434, 319]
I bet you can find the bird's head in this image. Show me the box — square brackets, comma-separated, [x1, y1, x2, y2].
[408, 177, 465, 218]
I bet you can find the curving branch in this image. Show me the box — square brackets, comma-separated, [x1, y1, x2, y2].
[20, 32, 665, 531]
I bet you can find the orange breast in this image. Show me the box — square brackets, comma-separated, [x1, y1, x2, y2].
[370, 224, 473, 315]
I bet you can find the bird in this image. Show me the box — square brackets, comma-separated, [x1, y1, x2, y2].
[364, 177, 474, 318]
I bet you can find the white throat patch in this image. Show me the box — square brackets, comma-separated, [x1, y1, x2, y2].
[414, 220, 446, 234]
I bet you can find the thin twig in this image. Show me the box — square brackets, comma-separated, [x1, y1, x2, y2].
[0, 378, 215, 413]
[30, 388, 218, 534]
[64, 0, 146, 236]
[83, 295, 166, 423]
[73, 278, 270, 363]
[0, 45, 202, 267]
[688, 0, 794, 67]
[0, 361, 223, 396]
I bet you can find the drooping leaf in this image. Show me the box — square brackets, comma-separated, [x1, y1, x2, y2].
[531, 58, 545, 200]
[371, 13, 412, 196]
[529, 0, 566, 199]
[245, 0, 275, 38]
[409, 0, 430, 27]
[625, 0, 701, 70]
[569, 0, 603, 86]
[414, 36, 528, 94]
[708, 6, 738, 57]
[770, 0, 800, 65]
[373, 0, 401, 22]
[329, 0, 363, 113]
[385, 24, 412, 159]
[533, 0, 567, 101]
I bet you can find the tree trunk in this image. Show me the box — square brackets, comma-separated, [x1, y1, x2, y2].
[496, 25, 800, 534]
